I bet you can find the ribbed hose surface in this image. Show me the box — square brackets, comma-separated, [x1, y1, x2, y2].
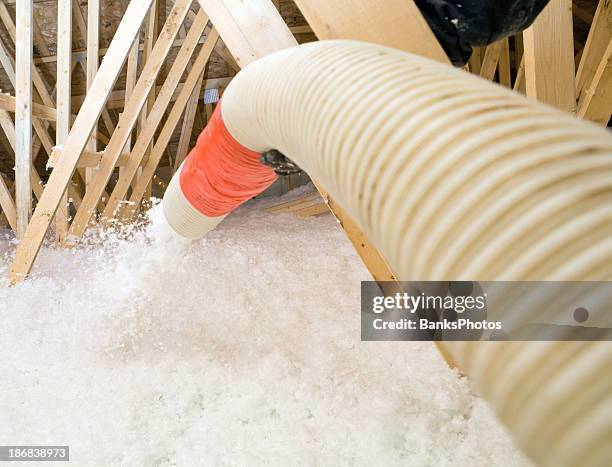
[163, 162, 226, 239]
[219, 41, 612, 467]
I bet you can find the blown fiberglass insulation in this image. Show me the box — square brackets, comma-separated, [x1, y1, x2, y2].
[0, 186, 531, 466]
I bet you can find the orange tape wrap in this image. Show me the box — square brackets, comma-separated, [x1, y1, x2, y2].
[179, 102, 277, 217]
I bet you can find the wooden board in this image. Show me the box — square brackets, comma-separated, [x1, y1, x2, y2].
[577, 38, 612, 124]
[198, 0, 296, 67]
[55, 0, 72, 241]
[576, 0, 612, 107]
[480, 40, 503, 81]
[576, 0, 612, 125]
[523, 0, 576, 111]
[292, 0, 447, 63]
[14, 0, 33, 238]
[264, 192, 320, 213]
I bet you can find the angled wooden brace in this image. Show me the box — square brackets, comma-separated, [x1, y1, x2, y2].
[577, 39, 612, 124]
[576, 0, 612, 125]
[576, 0, 611, 104]
[0, 173, 16, 231]
[498, 38, 511, 87]
[479, 40, 504, 81]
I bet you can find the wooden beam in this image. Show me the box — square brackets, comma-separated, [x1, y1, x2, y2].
[514, 33, 524, 72]
[296, 202, 330, 218]
[55, 0, 72, 241]
[0, 35, 15, 86]
[204, 101, 214, 121]
[290, 25, 312, 35]
[14, 0, 33, 238]
[26, 17, 58, 168]
[173, 70, 204, 174]
[71, 1, 115, 181]
[575, 0, 612, 124]
[523, 0, 576, 111]
[264, 192, 320, 213]
[48, 150, 126, 168]
[85, 0, 100, 185]
[498, 38, 511, 87]
[31, 8, 50, 55]
[101, 11, 213, 223]
[315, 183, 396, 283]
[33, 33, 210, 65]
[577, 38, 612, 124]
[0, 93, 57, 121]
[198, 0, 296, 67]
[0, 101, 48, 207]
[120, 33, 140, 185]
[119, 29, 220, 221]
[0, 174, 16, 230]
[572, 2, 595, 25]
[137, 0, 159, 206]
[70, 77, 233, 110]
[514, 55, 526, 94]
[468, 47, 482, 74]
[71, 0, 87, 44]
[172, 9, 205, 174]
[479, 40, 503, 80]
[0, 109, 15, 150]
[292, 0, 447, 63]
[214, 41, 240, 72]
[8, 0, 155, 283]
[68, 0, 193, 237]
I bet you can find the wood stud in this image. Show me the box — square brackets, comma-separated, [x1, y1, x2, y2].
[523, 0, 576, 111]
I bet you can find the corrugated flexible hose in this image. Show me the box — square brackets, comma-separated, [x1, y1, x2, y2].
[163, 40, 612, 466]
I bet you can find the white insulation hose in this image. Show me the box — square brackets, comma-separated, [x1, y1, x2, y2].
[163, 162, 226, 239]
[164, 40, 612, 466]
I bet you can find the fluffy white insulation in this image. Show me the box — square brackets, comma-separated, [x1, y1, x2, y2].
[0, 188, 531, 466]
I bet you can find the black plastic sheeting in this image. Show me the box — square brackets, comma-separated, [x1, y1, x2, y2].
[414, 0, 551, 66]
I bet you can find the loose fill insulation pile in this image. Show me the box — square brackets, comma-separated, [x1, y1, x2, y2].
[0, 193, 529, 466]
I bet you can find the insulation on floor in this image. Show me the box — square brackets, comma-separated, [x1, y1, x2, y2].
[0, 189, 531, 466]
